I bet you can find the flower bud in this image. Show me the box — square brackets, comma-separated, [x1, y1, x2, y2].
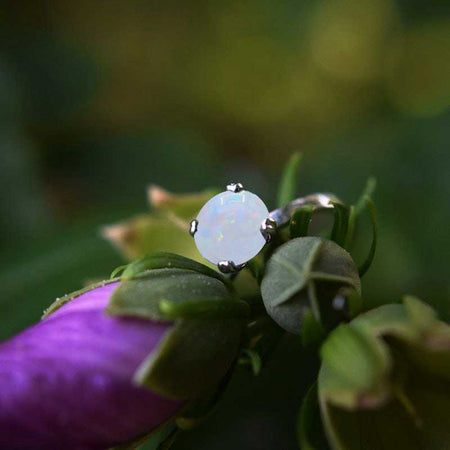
[0, 255, 246, 449]
[0, 282, 182, 449]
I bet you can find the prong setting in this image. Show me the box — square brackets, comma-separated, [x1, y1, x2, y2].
[226, 182, 244, 193]
[260, 217, 277, 242]
[189, 219, 198, 237]
[217, 260, 247, 274]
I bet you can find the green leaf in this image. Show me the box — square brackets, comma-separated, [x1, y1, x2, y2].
[330, 202, 350, 248]
[107, 269, 233, 322]
[102, 215, 200, 261]
[301, 308, 326, 347]
[175, 366, 234, 430]
[261, 237, 361, 334]
[122, 252, 225, 284]
[277, 152, 303, 208]
[135, 318, 243, 399]
[297, 382, 330, 450]
[344, 177, 376, 249]
[290, 204, 314, 238]
[110, 264, 128, 279]
[109, 421, 177, 450]
[159, 298, 250, 320]
[318, 297, 450, 450]
[354, 177, 377, 216]
[148, 185, 219, 221]
[358, 197, 378, 277]
[245, 258, 264, 284]
[239, 349, 262, 375]
[319, 324, 390, 408]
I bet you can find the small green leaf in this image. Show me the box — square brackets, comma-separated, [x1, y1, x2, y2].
[277, 152, 303, 208]
[358, 197, 378, 277]
[319, 324, 389, 408]
[175, 367, 234, 430]
[290, 204, 314, 238]
[301, 308, 326, 347]
[110, 264, 128, 279]
[122, 252, 225, 284]
[159, 298, 250, 320]
[148, 185, 219, 221]
[354, 177, 377, 216]
[245, 258, 264, 284]
[102, 215, 200, 261]
[107, 269, 233, 322]
[297, 382, 330, 450]
[239, 349, 262, 375]
[344, 177, 377, 249]
[261, 237, 361, 334]
[135, 318, 243, 399]
[330, 202, 350, 248]
[343, 205, 355, 250]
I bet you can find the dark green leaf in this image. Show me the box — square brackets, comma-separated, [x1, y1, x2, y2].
[107, 269, 233, 322]
[344, 177, 377, 249]
[297, 382, 329, 450]
[358, 197, 378, 277]
[239, 349, 262, 375]
[330, 202, 350, 248]
[175, 365, 234, 430]
[301, 308, 326, 347]
[109, 420, 177, 450]
[159, 298, 250, 320]
[277, 152, 303, 208]
[110, 264, 128, 279]
[122, 252, 225, 284]
[354, 177, 377, 216]
[135, 318, 243, 399]
[261, 237, 361, 334]
[290, 204, 314, 238]
[245, 258, 264, 284]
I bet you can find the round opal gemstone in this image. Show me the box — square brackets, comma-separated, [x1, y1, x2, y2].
[194, 190, 269, 265]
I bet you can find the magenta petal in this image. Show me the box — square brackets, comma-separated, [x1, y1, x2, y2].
[0, 283, 183, 450]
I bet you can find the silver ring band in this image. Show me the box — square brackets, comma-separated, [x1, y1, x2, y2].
[269, 193, 341, 227]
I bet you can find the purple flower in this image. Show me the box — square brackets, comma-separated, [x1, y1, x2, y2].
[0, 282, 184, 450]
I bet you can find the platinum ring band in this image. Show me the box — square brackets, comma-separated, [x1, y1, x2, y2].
[268, 193, 341, 227]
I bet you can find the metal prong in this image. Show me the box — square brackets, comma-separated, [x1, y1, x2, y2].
[189, 219, 198, 237]
[217, 260, 246, 274]
[226, 182, 244, 193]
[260, 217, 277, 243]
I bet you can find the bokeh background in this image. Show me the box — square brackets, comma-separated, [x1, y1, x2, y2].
[1, 1, 449, 448]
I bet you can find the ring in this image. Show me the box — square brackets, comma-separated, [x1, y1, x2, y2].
[190, 183, 340, 273]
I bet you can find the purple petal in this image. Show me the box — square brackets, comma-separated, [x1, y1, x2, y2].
[0, 282, 183, 449]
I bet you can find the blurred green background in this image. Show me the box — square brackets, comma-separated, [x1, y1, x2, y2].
[0, 1, 449, 448]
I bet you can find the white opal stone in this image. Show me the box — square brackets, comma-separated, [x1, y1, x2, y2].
[194, 190, 269, 265]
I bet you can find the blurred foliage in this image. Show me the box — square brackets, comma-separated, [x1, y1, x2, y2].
[0, 0, 449, 448]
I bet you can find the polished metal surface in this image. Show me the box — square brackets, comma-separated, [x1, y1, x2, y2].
[269, 193, 340, 227]
[260, 217, 277, 243]
[189, 219, 198, 236]
[226, 182, 244, 193]
[217, 260, 247, 274]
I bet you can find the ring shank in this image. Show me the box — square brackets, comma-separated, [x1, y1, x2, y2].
[269, 193, 341, 227]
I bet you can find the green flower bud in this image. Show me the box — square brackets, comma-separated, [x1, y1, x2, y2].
[318, 296, 450, 449]
[261, 237, 361, 334]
